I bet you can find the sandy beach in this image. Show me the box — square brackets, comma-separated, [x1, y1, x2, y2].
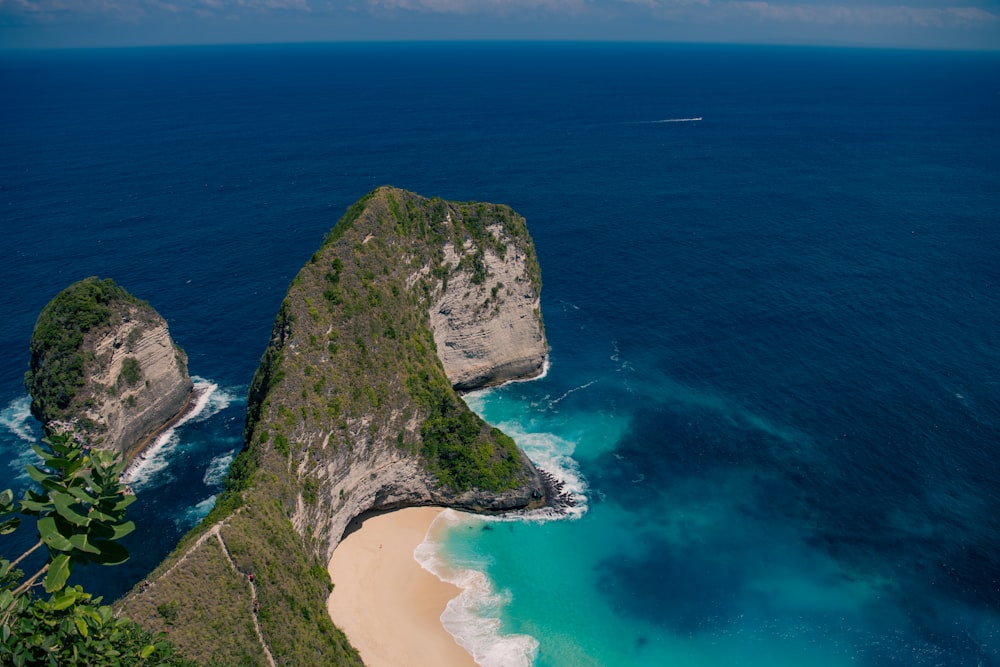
[327, 507, 476, 667]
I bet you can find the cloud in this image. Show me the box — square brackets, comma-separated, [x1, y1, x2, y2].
[724, 0, 999, 25]
[359, 0, 999, 28]
[0, 0, 311, 17]
[363, 0, 590, 14]
[1, 0, 996, 41]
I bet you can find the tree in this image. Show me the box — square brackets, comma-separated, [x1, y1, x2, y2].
[0, 433, 191, 666]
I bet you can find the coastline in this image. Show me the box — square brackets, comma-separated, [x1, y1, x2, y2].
[121, 380, 212, 485]
[327, 507, 476, 667]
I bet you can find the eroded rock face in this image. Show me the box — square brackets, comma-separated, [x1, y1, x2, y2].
[115, 189, 553, 664]
[243, 186, 550, 559]
[431, 228, 547, 391]
[27, 277, 193, 461]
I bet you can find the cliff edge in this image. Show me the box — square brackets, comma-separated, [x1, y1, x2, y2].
[243, 186, 550, 559]
[118, 188, 552, 666]
[25, 277, 193, 462]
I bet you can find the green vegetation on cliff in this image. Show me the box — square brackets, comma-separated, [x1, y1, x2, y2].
[24, 276, 193, 460]
[119, 187, 546, 665]
[243, 186, 539, 492]
[25, 277, 144, 422]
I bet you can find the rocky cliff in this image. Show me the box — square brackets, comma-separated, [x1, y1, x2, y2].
[25, 277, 193, 462]
[118, 187, 553, 666]
[245, 186, 550, 559]
[430, 213, 547, 391]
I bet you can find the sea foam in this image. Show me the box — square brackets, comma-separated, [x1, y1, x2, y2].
[176, 494, 217, 529]
[415, 510, 540, 667]
[122, 378, 219, 490]
[421, 394, 587, 665]
[1, 395, 38, 443]
[1, 396, 40, 483]
[463, 387, 588, 521]
[203, 450, 236, 487]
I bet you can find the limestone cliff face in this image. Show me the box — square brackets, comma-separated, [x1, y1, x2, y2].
[431, 225, 547, 391]
[117, 189, 552, 665]
[26, 277, 193, 461]
[244, 186, 550, 559]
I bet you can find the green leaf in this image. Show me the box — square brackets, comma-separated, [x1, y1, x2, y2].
[110, 520, 135, 540]
[96, 604, 113, 625]
[44, 554, 72, 593]
[61, 457, 84, 477]
[65, 485, 98, 504]
[69, 533, 101, 555]
[37, 517, 74, 551]
[42, 456, 71, 472]
[52, 491, 91, 527]
[18, 498, 50, 513]
[139, 644, 155, 659]
[110, 495, 137, 512]
[86, 508, 113, 523]
[91, 539, 129, 566]
[74, 616, 88, 638]
[50, 589, 79, 611]
[0, 515, 19, 535]
[24, 464, 52, 484]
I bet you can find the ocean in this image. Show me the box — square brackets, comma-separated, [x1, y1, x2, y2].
[1, 42, 998, 666]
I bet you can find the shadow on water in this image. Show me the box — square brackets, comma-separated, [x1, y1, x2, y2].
[582, 395, 1000, 664]
[594, 534, 743, 636]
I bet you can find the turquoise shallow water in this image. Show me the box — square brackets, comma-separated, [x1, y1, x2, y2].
[446, 353, 999, 666]
[2, 42, 999, 665]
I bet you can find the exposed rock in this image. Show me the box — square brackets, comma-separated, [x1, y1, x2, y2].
[243, 186, 550, 559]
[431, 224, 547, 391]
[119, 188, 552, 664]
[25, 277, 193, 462]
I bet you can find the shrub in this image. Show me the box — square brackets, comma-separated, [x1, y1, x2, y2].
[119, 356, 143, 386]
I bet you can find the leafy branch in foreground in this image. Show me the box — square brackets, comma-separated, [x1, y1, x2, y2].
[0, 433, 193, 666]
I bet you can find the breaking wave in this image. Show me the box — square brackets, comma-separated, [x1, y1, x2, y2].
[1, 396, 40, 483]
[1, 395, 38, 443]
[415, 510, 540, 667]
[175, 494, 217, 529]
[203, 450, 236, 487]
[122, 378, 219, 490]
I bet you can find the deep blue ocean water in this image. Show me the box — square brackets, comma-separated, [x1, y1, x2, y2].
[2, 42, 999, 666]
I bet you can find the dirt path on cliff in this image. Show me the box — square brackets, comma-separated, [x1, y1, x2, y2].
[121, 517, 277, 667]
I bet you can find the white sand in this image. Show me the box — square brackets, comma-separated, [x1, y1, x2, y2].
[327, 507, 476, 667]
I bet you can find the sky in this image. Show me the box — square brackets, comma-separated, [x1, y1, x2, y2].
[0, 0, 997, 50]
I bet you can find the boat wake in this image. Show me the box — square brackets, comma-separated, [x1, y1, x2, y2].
[642, 116, 703, 123]
[546, 380, 597, 409]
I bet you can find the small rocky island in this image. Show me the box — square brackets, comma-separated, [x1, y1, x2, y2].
[25, 277, 193, 462]
[115, 187, 553, 665]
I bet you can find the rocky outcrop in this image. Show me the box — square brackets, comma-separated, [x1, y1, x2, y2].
[26, 277, 193, 462]
[118, 188, 553, 665]
[242, 186, 551, 559]
[431, 224, 547, 391]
